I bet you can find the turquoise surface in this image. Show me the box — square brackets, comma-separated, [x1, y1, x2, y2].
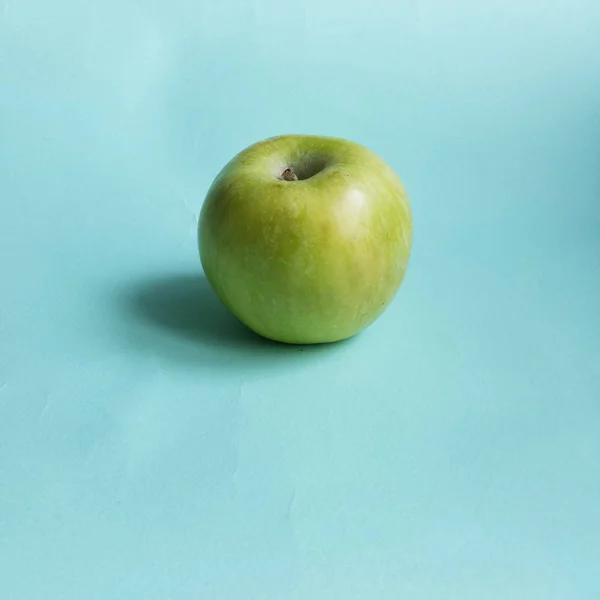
[1, 0, 599, 598]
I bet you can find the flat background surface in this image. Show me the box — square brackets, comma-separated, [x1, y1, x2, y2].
[1, 0, 599, 598]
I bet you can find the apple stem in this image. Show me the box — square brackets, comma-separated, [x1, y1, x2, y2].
[280, 168, 298, 181]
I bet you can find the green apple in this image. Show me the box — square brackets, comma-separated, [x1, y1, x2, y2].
[198, 134, 412, 344]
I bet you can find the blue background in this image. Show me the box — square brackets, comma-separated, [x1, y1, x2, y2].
[1, 0, 599, 598]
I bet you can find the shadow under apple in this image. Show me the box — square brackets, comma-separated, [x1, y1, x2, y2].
[130, 274, 255, 346]
[117, 272, 343, 371]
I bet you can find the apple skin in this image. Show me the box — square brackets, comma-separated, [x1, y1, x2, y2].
[198, 134, 412, 344]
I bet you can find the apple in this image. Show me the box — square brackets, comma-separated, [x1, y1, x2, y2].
[198, 134, 412, 344]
